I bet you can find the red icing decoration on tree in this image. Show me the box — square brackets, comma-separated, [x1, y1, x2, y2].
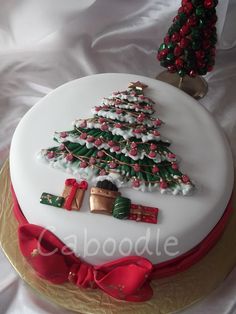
[66, 153, 73, 161]
[160, 181, 168, 189]
[47, 151, 55, 159]
[152, 165, 159, 174]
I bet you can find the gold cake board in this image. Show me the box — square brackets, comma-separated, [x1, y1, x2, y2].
[0, 160, 236, 314]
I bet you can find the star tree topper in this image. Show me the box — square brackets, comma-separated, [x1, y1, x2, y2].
[128, 81, 148, 92]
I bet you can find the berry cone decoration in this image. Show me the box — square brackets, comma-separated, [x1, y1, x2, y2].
[157, 0, 218, 78]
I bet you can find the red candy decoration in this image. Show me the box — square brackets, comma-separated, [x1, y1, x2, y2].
[113, 145, 121, 152]
[97, 151, 105, 158]
[79, 120, 87, 128]
[87, 135, 95, 143]
[130, 149, 138, 156]
[47, 151, 55, 159]
[115, 123, 122, 128]
[207, 65, 213, 72]
[175, 58, 184, 69]
[180, 25, 190, 37]
[132, 179, 140, 188]
[137, 113, 145, 122]
[195, 50, 205, 60]
[109, 161, 117, 169]
[108, 140, 115, 147]
[152, 165, 159, 174]
[152, 130, 160, 136]
[167, 65, 176, 73]
[182, 175, 190, 183]
[130, 142, 137, 149]
[153, 119, 162, 126]
[150, 143, 157, 150]
[187, 15, 197, 26]
[204, 0, 214, 9]
[160, 181, 168, 189]
[149, 151, 157, 158]
[101, 123, 108, 131]
[164, 35, 170, 44]
[189, 70, 196, 77]
[167, 152, 176, 159]
[133, 163, 141, 172]
[60, 132, 68, 138]
[80, 132, 87, 140]
[89, 157, 96, 165]
[171, 32, 181, 42]
[172, 163, 179, 170]
[99, 117, 106, 124]
[183, 2, 193, 15]
[179, 38, 189, 49]
[99, 169, 107, 176]
[80, 161, 87, 168]
[133, 128, 142, 134]
[174, 46, 183, 57]
[94, 139, 103, 146]
[66, 153, 73, 161]
[157, 48, 169, 60]
[202, 40, 211, 50]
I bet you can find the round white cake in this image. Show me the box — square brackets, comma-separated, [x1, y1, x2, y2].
[10, 73, 234, 265]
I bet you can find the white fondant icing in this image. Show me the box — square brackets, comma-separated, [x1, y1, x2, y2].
[10, 73, 234, 266]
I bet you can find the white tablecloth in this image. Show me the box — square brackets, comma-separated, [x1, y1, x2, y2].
[0, 1, 236, 313]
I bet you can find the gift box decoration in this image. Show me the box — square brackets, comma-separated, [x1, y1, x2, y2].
[112, 196, 131, 219]
[112, 197, 158, 224]
[40, 193, 65, 208]
[90, 180, 120, 214]
[62, 178, 88, 211]
[129, 204, 158, 224]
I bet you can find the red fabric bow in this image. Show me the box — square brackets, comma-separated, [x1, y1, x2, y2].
[64, 179, 88, 210]
[18, 224, 153, 302]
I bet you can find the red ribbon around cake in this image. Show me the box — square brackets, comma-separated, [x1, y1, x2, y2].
[11, 185, 234, 302]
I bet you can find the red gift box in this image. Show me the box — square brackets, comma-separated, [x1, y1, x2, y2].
[129, 204, 158, 224]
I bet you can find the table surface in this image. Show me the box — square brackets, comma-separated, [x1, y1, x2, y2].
[0, 1, 236, 313]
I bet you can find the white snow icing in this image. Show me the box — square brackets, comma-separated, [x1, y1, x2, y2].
[91, 109, 158, 127]
[102, 98, 154, 114]
[73, 120, 162, 142]
[109, 91, 155, 105]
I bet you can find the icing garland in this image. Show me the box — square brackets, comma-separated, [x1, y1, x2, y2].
[39, 81, 194, 195]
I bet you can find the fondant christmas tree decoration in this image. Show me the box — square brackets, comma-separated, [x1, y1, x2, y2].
[39, 82, 194, 195]
[157, 0, 218, 78]
[112, 197, 159, 224]
[90, 180, 120, 214]
[62, 178, 88, 211]
[40, 193, 65, 208]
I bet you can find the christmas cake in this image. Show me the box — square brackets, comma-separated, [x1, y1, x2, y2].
[9, 73, 234, 301]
